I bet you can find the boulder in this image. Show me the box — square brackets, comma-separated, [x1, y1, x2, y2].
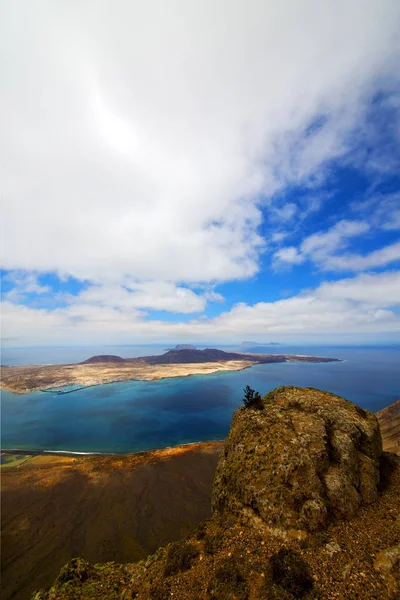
[212, 386, 382, 532]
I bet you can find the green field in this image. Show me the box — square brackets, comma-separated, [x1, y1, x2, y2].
[0, 454, 33, 468]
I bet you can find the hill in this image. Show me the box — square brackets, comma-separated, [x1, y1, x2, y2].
[138, 348, 339, 365]
[30, 388, 400, 600]
[80, 355, 127, 364]
[1, 443, 223, 600]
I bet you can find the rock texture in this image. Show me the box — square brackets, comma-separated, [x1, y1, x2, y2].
[23, 388, 400, 599]
[377, 398, 400, 454]
[212, 386, 382, 532]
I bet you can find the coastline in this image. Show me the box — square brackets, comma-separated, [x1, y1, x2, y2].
[0, 440, 226, 461]
[0, 359, 257, 395]
[0, 352, 341, 395]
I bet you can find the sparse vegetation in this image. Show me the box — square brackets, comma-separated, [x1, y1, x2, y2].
[208, 555, 248, 599]
[269, 549, 313, 597]
[149, 580, 171, 600]
[194, 520, 208, 540]
[203, 532, 222, 555]
[242, 385, 263, 409]
[56, 558, 95, 585]
[163, 540, 199, 577]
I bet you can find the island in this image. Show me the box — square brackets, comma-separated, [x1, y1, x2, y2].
[240, 340, 281, 348]
[164, 344, 197, 351]
[0, 348, 340, 394]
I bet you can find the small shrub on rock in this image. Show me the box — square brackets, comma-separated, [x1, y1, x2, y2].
[163, 541, 199, 577]
[149, 580, 171, 599]
[194, 520, 208, 540]
[56, 558, 96, 585]
[269, 548, 313, 597]
[204, 532, 222, 555]
[242, 385, 263, 410]
[208, 556, 248, 599]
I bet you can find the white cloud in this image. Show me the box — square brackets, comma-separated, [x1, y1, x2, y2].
[3, 271, 400, 346]
[300, 220, 370, 255]
[317, 270, 400, 305]
[271, 203, 297, 221]
[273, 219, 371, 268]
[351, 192, 400, 231]
[273, 246, 304, 265]
[322, 241, 400, 271]
[70, 281, 219, 314]
[2, 272, 50, 302]
[2, 0, 400, 289]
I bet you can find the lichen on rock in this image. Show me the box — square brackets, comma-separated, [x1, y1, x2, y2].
[212, 386, 382, 532]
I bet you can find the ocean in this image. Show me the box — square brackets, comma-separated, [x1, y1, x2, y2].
[1, 345, 399, 454]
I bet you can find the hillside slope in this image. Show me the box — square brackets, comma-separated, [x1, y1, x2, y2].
[1, 443, 223, 600]
[32, 388, 400, 600]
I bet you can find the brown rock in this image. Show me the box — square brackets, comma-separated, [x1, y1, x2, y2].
[212, 386, 382, 532]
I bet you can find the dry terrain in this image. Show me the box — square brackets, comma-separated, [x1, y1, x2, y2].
[0, 360, 255, 394]
[25, 389, 400, 600]
[1, 348, 340, 394]
[1, 442, 223, 600]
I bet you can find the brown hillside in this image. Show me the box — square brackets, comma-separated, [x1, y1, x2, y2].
[31, 388, 400, 600]
[1, 443, 223, 600]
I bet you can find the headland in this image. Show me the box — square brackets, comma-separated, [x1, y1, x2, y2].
[0, 348, 340, 394]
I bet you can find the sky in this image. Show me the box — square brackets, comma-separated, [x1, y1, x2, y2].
[1, 0, 400, 347]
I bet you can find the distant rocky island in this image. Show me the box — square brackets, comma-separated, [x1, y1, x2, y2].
[165, 344, 197, 351]
[240, 340, 282, 348]
[1, 349, 340, 394]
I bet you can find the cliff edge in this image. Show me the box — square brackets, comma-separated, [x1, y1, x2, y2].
[32, 387, 400, 600]
[213, 386, 382, 533]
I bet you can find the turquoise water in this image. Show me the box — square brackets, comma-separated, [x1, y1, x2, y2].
[1, 346, 399, 453]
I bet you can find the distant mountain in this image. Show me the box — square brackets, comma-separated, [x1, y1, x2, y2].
[81, 355, 126, 364]
[165, 344, 197, 351]
[139, 348, 249, 364]
[240, 341, 281, 349]
[139, 348, 339, 365]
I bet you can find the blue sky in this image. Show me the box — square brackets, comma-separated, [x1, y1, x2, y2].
[1, 1, 400, 347]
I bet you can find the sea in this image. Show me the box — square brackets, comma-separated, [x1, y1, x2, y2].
[1, 345, 399, 454]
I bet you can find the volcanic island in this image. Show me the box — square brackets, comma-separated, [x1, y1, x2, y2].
[0, 348, 340, 394]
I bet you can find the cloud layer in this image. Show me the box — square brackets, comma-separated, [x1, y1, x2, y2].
[3, 271, 400, 346]
[2, 1, 400, 343]
[2, 1, 400, 282]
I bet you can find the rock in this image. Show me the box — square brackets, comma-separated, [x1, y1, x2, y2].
[212, 386, 382, 532]
[324, 542, 341, 556]
[373, 544, 400, 599]
[374, 544, 400, 572]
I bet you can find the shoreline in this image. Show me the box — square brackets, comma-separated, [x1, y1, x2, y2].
[0, 439, 226, 459]
[0, 360, 257, 395]
[0, 354, 341, 395]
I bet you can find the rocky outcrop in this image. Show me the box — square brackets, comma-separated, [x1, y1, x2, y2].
[212, 386, 382, 532]
[30, 387, 400, 600]
[377, 398, 400, 454]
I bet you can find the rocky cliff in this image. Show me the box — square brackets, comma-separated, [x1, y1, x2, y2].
[32, 387, 400, 600]
[212, 386, 382, 532]
[377, 398, 400, 454]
